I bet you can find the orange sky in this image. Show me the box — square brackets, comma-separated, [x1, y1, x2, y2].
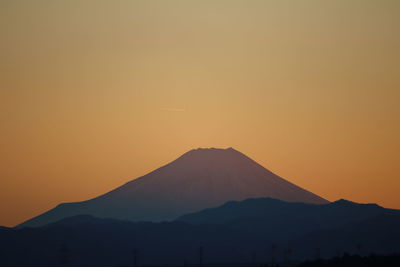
[1, 0, 399, 227]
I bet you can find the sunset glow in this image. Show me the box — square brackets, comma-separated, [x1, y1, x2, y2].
[1, 0, 399, 227]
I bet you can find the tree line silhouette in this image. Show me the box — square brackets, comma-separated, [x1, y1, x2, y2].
[54, 243, 400, 267]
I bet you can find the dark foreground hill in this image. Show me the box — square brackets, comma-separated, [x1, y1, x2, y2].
[2, 198, 400, 267]
[19, 148, 327, 228]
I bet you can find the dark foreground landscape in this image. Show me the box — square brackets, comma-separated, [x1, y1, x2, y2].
[1, 197, 400, 267]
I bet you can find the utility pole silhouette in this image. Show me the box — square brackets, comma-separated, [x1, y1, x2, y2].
[271, 244, 277, 267]
[335, 249, 341, 258]
[199, 246, 204, 267]
[357, 243, 363, 255]
[58, 243, 70, 266]
[314, 247, 321, 260]
[283, 249, 288, 265]
[251, 251, 256, 266]
[286, 248, 293, 267]
[132, 248, 138, 267]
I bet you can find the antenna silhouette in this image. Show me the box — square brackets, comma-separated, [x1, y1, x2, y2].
[132, 248, 138, 267]
[199, 246, 204, 267]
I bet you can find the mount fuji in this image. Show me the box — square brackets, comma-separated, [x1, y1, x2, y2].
[19, 147, 328, 227]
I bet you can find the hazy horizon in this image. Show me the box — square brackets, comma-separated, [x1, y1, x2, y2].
[1, 0, 399, 227]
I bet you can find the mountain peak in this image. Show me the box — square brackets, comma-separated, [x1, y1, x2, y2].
[176, 147, 248, 164]
[192, 147, 236, 151]
[171, 147, 264, 175]
[184, 147, 240, 156]
[19, 147, 328, 228]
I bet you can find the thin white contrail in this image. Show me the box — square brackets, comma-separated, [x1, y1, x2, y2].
[160, 108, 186, 112]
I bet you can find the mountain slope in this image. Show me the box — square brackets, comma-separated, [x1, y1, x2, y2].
[19, 147, 328, 228]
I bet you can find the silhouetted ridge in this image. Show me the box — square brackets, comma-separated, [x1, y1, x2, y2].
[4, 197, 400, 266]
[178, 197, 399, 226]
[331, 199, 359, 206]
[46, 214, 104, 227]
[329, 199, 383, 209]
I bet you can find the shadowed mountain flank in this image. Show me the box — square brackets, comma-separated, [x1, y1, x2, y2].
[19, 147, 328, 228]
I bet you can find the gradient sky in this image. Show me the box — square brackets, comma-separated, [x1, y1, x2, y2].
[1, 0, 399, 227]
